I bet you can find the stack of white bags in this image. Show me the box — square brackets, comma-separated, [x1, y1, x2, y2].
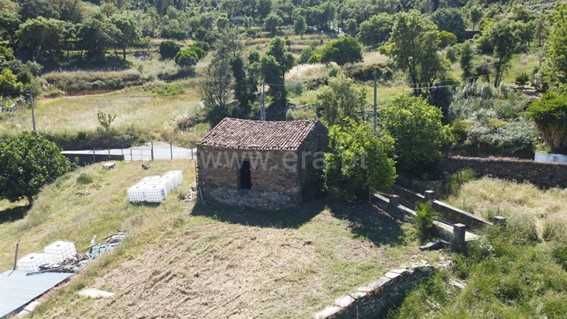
[127, 170, 183, 203]
[17, 241, 77, 273]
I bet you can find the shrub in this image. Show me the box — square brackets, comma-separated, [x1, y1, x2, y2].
[415, 202, 436, 242]
[358, 13, 393, 47]
[552, 245, 567, 271]
[175, 44, 206, 69]
[0, 133, 71, 205]
[315, 36, 363, 65]
[528, 90, 567, 154]
[515, 72, 530, 86]
[381, 95, 452, 175]
[76, 173, 93, 185]
[159, 40, 180, 59]
[324, 121, 396, 200]
[447, 169, 476, 195]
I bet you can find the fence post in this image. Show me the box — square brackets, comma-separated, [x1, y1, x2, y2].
[13, 241, 19, 271]
[389, 194, 400, 216]
[151, 141, 154, 161]
[170, 141, 173, 160]
[424, 190, 435, 205]
[492, 215, 507, 226]
[92, 148, 96, 164]
[130, 148, 133, 161]
[452, 223, 467, 253]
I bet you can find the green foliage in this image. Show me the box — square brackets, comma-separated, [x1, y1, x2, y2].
[415, 202, 436, 242]
[262, 38, 294, 120]
[175, 44, 205, 68]
[293, 15, 306, 35]
[110, 12, 141, 60]
[264, 14, 282, 35]
[381, 95, 452, 175]
[552, 245, 567, 271]
[96, 111, 117, 131]
[78, 15, 120, 60]
[515, 72, 529, 86]
[528, 89, 567, 154]
[0, 68, 24, 96]
[432, 8, 466, 42]
[316, 72, 366, 125]
[76, 173, 93, 185]
[324, 121, 396, 200]
[315, 36, 362, 65]
[448, 168, 476, 195]
[384, 11, 447, 96]
[159, 40, 180, 59]
[0, 133, 71, 204]
[16, 17, 66, 65]
[357, 13, 393, 47]
[460, 41, 474, 81]
[544, 4, 567, 86]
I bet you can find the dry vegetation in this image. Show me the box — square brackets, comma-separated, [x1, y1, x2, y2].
[0, 161, 442, 318]
[447, 177, 567, 243]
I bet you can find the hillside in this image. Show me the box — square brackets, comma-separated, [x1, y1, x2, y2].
[0, 161, 442, 318]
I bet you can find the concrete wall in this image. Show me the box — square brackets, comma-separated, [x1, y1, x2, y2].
[313, 264, 434, 319]
[63, 152, 124, 166]
[197, 148, 301, 210]
[442, 156, 567, 188]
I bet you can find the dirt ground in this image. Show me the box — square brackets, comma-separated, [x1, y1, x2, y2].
[35, 202, 441, 319]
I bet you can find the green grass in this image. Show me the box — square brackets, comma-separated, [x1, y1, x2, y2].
[0, 161, 442, 318]
[503, 52, 541, 85]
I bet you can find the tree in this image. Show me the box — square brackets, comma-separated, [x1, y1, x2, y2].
[257, 0, 272, 19]
[0, 68, 24, 97]
[202, 55, 232, 126]
[111, 13, 141, 60]
[0, 11, 21, 44]
[544, 4, 567, 86]
[460, 41, 474, 82]
[0, 133, 71, 205]
[78, 15, 120, 60]
[159, 40, 180, 59]
[485, 20, 523, 87]
[381, 95, 452, 175]
[294, 15, 306, 36]
[324, 121, 396, 200]
[470, 6, 482, 32]
[175, 45, 204, 69]
[262, 38, 294, 120]
[528, 89, 567, 154]
[264, 14, 282, 35]
[358, 13, 393, 47]
[384, 11, 447, 96]
[19, 0, 59, 20]
[432, 8, 466, 42]
[317, 36, 362, 65]
[16, 17, 66, 65]
[316, 72, 366, 125]
[231, 56, 254, 118]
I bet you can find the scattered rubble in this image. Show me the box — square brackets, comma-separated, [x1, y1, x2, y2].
[78, 288, 115, 299]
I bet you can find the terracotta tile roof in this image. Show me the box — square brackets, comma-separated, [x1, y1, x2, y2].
[199, 117, 319, 151]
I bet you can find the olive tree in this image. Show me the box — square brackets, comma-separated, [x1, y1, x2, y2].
[0, 133, 71, 205]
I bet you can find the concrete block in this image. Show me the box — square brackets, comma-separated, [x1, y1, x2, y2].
[334, 295, 355, 308]
[313, 305, 344, 319]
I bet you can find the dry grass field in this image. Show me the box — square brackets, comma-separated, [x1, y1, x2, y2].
[447, 177, 567, 243]
[0, 161, 443, 318]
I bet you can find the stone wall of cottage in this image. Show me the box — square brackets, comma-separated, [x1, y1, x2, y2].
[197, 147, 302, 209]
[298, 123, 329, 201]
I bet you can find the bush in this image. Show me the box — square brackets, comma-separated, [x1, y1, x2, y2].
[528, 90, 567, 154]
[315, 36, 363, 65]
[415, 202, 436, 242]
[159, 40, 180, 59]
[381, 95, 452, 175]
[447, 169, 476, 195]
[324, 121, 396, 200]
[0, 133, 71, 205]
[175, 44, 206, 68]
[515, 72, 530, 86]
[76, 173, 93, 185]
[552, 245, 567, 271]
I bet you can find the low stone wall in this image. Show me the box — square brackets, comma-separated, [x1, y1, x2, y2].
[442, 156, 567, 188]
[313, 264, 434, 319]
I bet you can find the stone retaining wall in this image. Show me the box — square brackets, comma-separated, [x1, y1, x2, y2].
[313, 264, 434, 319]
[442, 156, 567, 188]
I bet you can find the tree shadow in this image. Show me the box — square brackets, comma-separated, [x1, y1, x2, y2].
[191, 199, 324, 229]
[326, 200, 407, 247]
[0, 205, 31, 224]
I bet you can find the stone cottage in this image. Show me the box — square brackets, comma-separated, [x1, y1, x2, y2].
[197, 117, 328, 209]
